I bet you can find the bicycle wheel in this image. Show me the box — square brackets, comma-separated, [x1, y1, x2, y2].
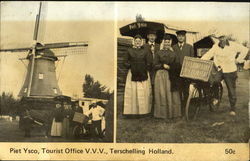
[72, 125, 83, 139]
[209, 82, 223, 111]
[185, 86, 201, 121]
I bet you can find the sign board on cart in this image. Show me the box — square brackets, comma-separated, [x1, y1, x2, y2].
[73, 112, 88, 124]
[180, 56, 214, 82]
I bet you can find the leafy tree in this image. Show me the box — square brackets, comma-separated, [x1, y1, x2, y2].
[82, 74, 113, 100]
[0, 92, 19, 116]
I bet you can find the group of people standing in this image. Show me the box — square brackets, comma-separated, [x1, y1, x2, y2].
[22, 100, 106, 140]
[123, 29, 249, 119]
[123, 30, 193, 120]
[50, 100, 105, 139]
[50, 100, 77, 138]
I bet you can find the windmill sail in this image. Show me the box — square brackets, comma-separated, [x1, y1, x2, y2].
[42, 42, 89, 57]
[0, 47, 31, 52]
[27, 1, 43, 97]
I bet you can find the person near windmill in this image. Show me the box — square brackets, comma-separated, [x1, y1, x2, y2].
[62, 100, 74, 139]
[22, 109, 34, 137]
[86, 102, 105, 140]
[143, 30, 160, 116]
[172, 30, 194, 116]
[50, 103, 64, 137]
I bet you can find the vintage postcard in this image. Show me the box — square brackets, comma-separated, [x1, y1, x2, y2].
[0, 1, 249, 161]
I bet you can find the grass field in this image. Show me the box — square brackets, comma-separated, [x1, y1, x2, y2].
[116, 70, 249, 143]
[0, 96, 114, 142]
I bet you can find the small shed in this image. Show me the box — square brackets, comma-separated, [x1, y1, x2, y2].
[117, 38, 132, 95]
[193, 36, 216, 57]
[193, 35, 249, 58]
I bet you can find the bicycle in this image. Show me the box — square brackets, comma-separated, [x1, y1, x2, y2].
[180, 56, 224, 121]
[185, 80, 223, 121]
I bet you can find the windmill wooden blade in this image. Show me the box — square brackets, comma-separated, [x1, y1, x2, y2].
[33, 2, 42, 41]
[36, 2, 48, 42]
[0, 47, 31, 52]
[40, 42, 89, 56]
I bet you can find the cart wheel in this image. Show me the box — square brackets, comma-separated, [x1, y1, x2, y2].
[185, 87, 201, 121]
[209, 82, 223, 111]
[73, 125, 83, 139]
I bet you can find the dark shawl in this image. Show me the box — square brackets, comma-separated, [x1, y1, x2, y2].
[124, 47, 151, 81]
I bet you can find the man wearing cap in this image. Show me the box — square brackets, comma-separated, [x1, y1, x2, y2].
[201, 35, 248, 116]
[172, 30, 194, 115]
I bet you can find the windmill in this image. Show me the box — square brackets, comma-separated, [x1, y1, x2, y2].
[0, 2, 88, 101]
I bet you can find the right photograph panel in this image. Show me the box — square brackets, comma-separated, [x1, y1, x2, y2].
[116, 2, 250, 143]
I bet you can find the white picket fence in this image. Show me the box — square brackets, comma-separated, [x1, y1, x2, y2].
[0, 115, 19, 122]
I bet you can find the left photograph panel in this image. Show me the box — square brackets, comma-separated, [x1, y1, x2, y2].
[0, 1, 115, 142]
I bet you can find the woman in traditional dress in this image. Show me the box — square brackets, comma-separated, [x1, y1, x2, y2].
[154, 34, 181, 119]
[62, 101, 72, 138]
[50, 103, 63, 137]
[123, 34, 152, 116]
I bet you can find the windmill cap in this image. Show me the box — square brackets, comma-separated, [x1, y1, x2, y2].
[176, 30, 187, 35]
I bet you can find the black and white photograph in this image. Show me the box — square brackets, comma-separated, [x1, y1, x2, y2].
[0, 1, 249, 161]
[0, 1, 114, 142]
[116, 2, 249, 143]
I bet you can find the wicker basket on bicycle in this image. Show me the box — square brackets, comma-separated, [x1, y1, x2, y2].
[180, 56, 221, 84]
[72, 112, 89, 124]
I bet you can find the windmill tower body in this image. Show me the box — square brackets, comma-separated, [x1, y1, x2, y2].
[19, 49, 62, 98]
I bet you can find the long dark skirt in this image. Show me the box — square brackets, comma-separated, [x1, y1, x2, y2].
[154, 70, 181, 119]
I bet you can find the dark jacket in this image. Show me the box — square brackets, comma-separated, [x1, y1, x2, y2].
[144, 43, 161, 67]
[172, 43, 194, 91]
[144, 43, 160, 83]
[53, 108, 64, 122]
[154, 49, 178, 91]
[154, 49, 176, 70]
[124, 47, 151, 82]
[23, 111, 34, 129]
[172, 43, 194, 74]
